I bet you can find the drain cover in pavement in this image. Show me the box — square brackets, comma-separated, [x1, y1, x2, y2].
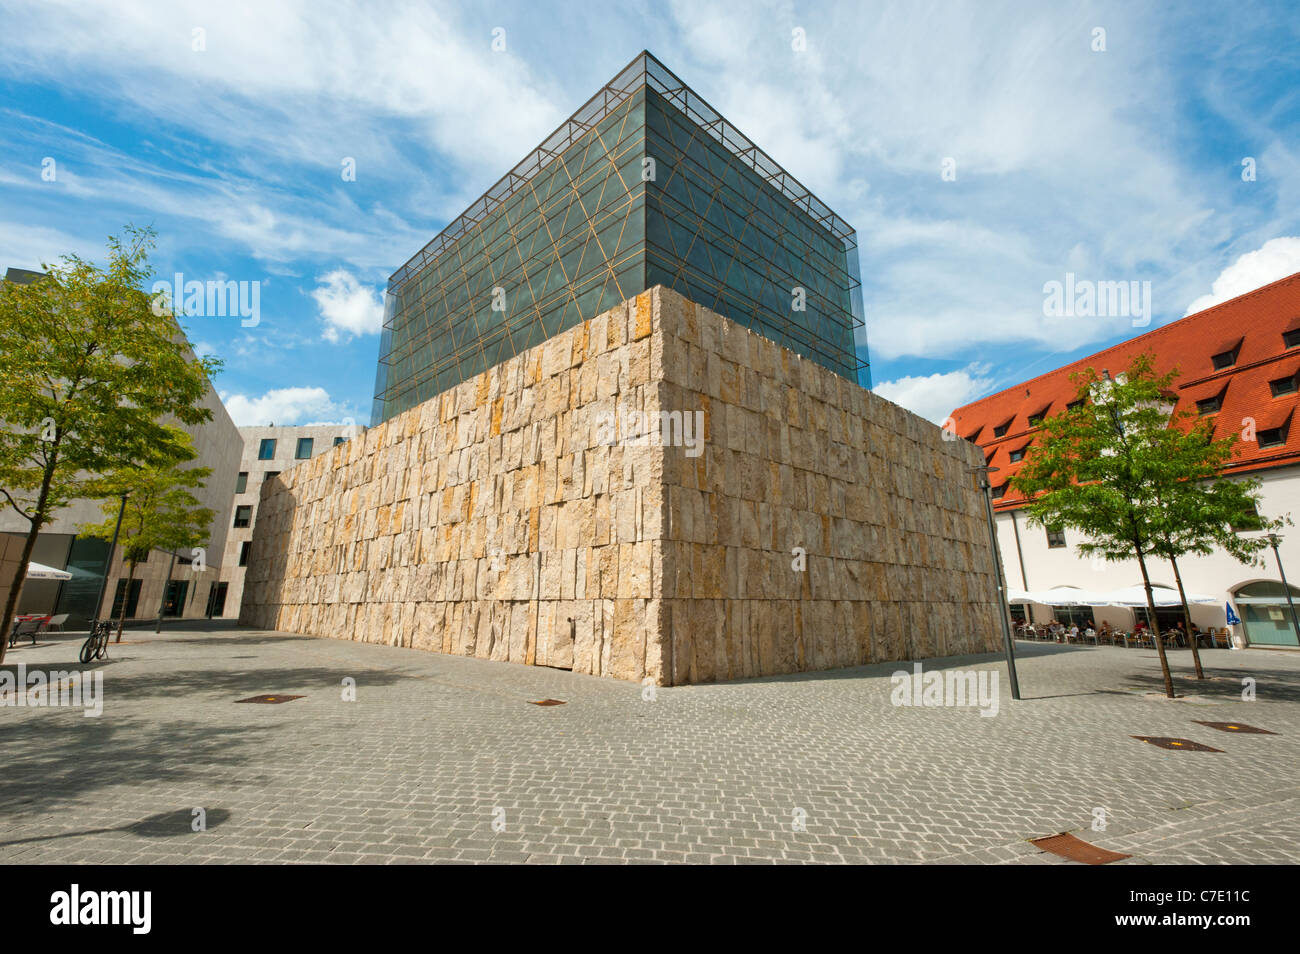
[235, 694, 303, 704]
[1193, 721, 1277, 735]
[530, 699, 566, 706]
[1131, 736, 1222, 752]
[1030, 833, 1130, 865]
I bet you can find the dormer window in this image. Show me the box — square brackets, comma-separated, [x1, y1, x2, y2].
[1258, 424, 1289, 449]
[1211, 347, 1238, 370]
[992, 419, 1012, 438]
[1284, 328, 1300, 349]
[1269, 373, 1299, 397]
[1066, 399, 1085, 412]
[1026, 406, 1049, 427]
[1008, 443, 1030, 463]
[1196, 394, 1223, 415]
[991, 484, 1007, 499]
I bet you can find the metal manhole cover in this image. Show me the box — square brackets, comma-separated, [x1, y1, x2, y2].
[530, 699, 566, 706]
[1193, 721, 1277, 735]
[235, 694, 304, 704]
[1131, 736, 1223, 752]
[1030, 833, 1130, 865]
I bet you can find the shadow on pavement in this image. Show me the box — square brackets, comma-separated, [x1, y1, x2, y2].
[0, 808, 233, 847]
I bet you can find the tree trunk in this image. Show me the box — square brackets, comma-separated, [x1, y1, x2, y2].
[1169, 556, 1204, 679]
[115, 559, 137, 642]
[0, 456, 57, 666]
[0, 518, 42, 666]
[1134, 542, 1175, 698]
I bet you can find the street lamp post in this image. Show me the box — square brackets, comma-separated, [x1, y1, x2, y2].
[1265, 533, 1300, 647]
[90, 492, 128, 628]
[971, 464, 1022, 700]
[153, 549, 179, 634]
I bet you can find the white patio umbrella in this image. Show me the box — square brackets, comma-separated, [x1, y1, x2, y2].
[23, 561, 72, 581]
[1100, 584, 1217, 607]
[1018, 586, 1112, 606]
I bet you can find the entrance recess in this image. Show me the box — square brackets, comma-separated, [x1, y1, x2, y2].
[1233, 581, 1300, 647]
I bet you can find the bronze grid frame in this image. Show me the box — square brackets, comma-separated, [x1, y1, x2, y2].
[382, 93, 650, 407]
[388, 50, 859, 294]
[376, 51, 870, 421]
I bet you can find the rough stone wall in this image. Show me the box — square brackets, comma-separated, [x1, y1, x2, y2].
[241, 285, 1001, 683]
[654, 297, 1001, 683]
[241, 291, 668, 681]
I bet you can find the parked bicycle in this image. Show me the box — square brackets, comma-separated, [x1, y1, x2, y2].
[79, 619, 113, 664]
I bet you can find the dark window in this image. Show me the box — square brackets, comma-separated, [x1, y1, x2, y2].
[1269, 374, 1298, 397]
[1008, 444, 1029, 463]
[258, 438, 276, 460]
[265, 471, 280, 482]
[1027, 411, 1046, 427]
[1066, 399, 1084, 411]
[1211, 348, 1238, 370]
[296, 437, 314, 459]
[238, 541, 251, 567]
[1284, 328, 1300, 349]
[1046, 527, 1067, 548]
[111, 578, 143, 619]
[1196, 395, 1222, 415]
[206, 582, 228, 617]
[233, 505, 252, 529]
[162, 579, 188, 617]
[1258, 425, 1288, 449]
[992, 420, 1011, 438]
[235, 471, 248, 494]
[1231, 504, 1263, 533]
[991, 484, 1007, 499]
[334, 436, 346, 446]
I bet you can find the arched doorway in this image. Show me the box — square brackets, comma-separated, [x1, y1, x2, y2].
[1233, 581, 1300, 647]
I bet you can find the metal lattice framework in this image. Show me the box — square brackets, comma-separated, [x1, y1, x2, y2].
[375, 51, 868, 423]
[389, 51, 858, 293]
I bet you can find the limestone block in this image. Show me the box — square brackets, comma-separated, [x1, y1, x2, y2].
[242, 285, 1000, 685]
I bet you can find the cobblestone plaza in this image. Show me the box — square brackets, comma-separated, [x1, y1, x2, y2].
[3, 627, 1298, 864]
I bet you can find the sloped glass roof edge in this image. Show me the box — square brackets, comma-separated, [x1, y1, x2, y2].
[388, 50, 858, 296]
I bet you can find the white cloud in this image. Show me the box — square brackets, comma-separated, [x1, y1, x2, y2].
[665, 1, 1239, 361]
[1184, 237, 1300, 315]
[874, 363, 995, 424]
[0, 219, 101, 273]
[311, 269, 384, 342]
[220, 386, 340, 426]
[0, 1, 562, 176]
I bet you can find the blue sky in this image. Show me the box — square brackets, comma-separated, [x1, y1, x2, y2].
[2, 0, 1298, 425]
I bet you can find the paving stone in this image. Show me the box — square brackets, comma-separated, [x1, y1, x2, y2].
[2, 627, 1298, 863]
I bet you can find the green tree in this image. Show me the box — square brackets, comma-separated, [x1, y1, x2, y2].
[79, 448, 215, 641]
[0, 226, 219, 662]
[1012, 352, 1200, 697]
[1146, 425, 1277, 678]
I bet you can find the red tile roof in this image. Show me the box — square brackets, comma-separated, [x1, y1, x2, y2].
[948, 271, 1300, 512]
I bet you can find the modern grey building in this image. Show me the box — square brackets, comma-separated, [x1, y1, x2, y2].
[1, 266, 243, 627]
[372, 51, 869, 424]
[217, 423, 365, 617]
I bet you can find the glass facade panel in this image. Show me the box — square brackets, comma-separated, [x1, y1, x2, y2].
[373, 52, 868, 424]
